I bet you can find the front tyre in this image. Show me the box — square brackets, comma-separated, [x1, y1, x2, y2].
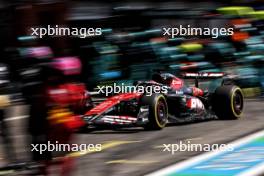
[141, 94, 168, 130]
[212, 85, 244, 120]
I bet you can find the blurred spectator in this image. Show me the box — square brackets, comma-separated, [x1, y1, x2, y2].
[45, 57, 85, 176]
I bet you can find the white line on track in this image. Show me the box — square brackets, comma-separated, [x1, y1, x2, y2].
[237, 162, 264, 176]
[146, 130, 264, 176]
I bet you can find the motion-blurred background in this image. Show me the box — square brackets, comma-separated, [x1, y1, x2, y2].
[0, 0, 263, 175]
[0, 0, 263, 95]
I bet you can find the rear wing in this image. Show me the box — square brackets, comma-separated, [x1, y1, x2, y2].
[182, 72, 225, 79]
[181, 72, 226, 88]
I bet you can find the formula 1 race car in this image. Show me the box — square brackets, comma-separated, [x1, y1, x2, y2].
[83, 72, 244, 130]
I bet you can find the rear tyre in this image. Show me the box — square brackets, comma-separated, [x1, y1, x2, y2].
[141, 94, 168, 130]
[212, 85, 244, 120]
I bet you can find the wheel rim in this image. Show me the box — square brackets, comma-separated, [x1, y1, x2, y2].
[233, 90, 243, 115]
[156, 100, 167, 126]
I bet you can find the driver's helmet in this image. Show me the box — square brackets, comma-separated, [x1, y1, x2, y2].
[160, 73, 184, 90]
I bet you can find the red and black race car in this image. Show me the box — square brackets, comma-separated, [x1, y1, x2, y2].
[83, 72, 244, 130]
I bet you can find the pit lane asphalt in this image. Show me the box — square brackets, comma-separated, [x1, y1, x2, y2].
[2, 98, 264, 176]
